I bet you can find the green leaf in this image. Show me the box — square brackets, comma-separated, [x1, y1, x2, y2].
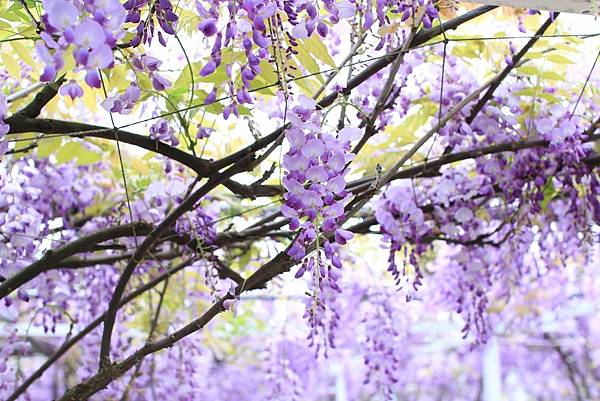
[302, 35, 336, 68]
[56, 141, 81, 164]
[138, 74, 153, 91]
[11, 41, 35, 68]
[56, 141, 102, 165]
[517, 66, 541, 76]
[552, 43, 580, 53]
[173, 64, 193, 89]
[539, 71, 565, 81]
[514, 88, 560, 104]
[295, 42, 325, 84]
[451, 43, 481, 59]
[37, 136, 61, 158]
[197, 66, 228, 84]
[1, 51, 21, 79]
[517, 66, 565, 82]
[76, 147, 103, 165]
[540, 180, 556, 211]
[546, 54, 575, 64]
[108, 64, 129, 91]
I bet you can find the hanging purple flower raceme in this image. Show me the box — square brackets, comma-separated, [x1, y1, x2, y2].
[124, 0, 179, 47]
[263, 341, 304, 401]
[282, 95, 357, 271]
[281, 95, 359, 351]
[37, 0, 127, 88]
[361, 291, 408, 399]
[374, 183, 430, 299]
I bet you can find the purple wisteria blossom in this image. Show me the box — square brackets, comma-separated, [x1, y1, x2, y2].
[196, 125, 214, 139]
[132, 54, 171, 91]
[149, 118, 179, 146]
[37, 0, 126, 87]
[124, 0, 179, 47]
[59, 80, 84, 100]
[101, 84, 140, 114]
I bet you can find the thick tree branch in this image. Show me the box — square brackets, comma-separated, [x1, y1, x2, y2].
[98, 153, 257, 368]
[55, 250, 179, 269]
[349, 132, 600, 193]
[0, 223, 153, 299]
[4, 257, 195, 401]
[10, 76, 66, 118]
[5, 118, 211, 176]
[57, 249, 296, 401]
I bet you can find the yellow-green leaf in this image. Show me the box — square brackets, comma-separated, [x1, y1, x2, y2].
[295, 44, 324, 84]
[37, 136, 62, 157]
[2, 51, 21, 79]
[56, 141, 101, 164]
[302, 35, 336, 68]
[547, 54, 575, 64]
[11, 41, 36, 68]
[109, 64, 129, 91]
[56, 141, 81, 164]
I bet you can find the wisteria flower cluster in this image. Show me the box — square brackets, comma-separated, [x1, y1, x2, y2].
[282, 95, 356, 272]
[374, 82, 600, 343]
[149, 118, 179, 146]
[132, 54, 172, 91]
[0, 158, 113, 308]
[101, 83, 141, 114]
[280, 94, 359, 349]
[37, 0, 127, 87]
[124, 0, 179, 47]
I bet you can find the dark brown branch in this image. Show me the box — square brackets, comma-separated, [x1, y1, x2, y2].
[11, 76, 66, 119]
[353, 134, 600, 193]
[99, 153, 256, 368]
[319, 5, 498, 111]
[55, 250, 179, 269]
[0, 223, 153, 299]
[5, 118, 211, 176]
[58, 249, 296, 401]
[4, 258, 195, 401]
[4, 142, 37, 155]
[5, 120, 274, 200]
[119, 275, 169, 401]
[59, 298, 227, 401]
[434, 16, 558, 166]
[466, 15, 558, 124]
[1, 208, 280, 299]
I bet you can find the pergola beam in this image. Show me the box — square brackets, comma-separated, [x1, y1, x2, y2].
[469, 0, 599, 14]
